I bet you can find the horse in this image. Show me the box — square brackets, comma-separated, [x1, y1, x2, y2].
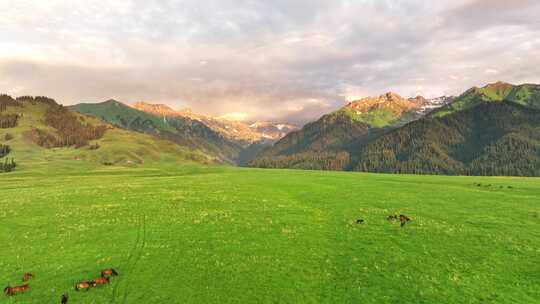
[91, 277, 110, 287]
[399, 214, 411, 227]
[387, 215, 398, 221]
[22, 273, 35, 282]
[61, 293, 69, 304]
[101, 268, 119, 278]
[356, 219, 364, 224]
[4, 284, 30, 296]
[74, 281, 92, 291]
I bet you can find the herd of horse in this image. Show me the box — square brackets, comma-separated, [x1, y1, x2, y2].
[3, 268, 118, 302]
[4, 215, 412, 301]
[356, 214, 412, 227]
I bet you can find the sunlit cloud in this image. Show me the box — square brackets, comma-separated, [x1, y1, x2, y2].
[0, 0, 539, 124]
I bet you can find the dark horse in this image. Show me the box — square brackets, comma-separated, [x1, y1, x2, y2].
[4, 284, 30, 296]
[61, 293, 69, 304]
[356, 219, 364, 224]
[400, 214, 411, 227]
[22, 273, 35, 282]
[101, 268, 119, 278]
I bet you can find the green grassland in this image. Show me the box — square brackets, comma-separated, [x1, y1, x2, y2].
[1, 161, 539, 303]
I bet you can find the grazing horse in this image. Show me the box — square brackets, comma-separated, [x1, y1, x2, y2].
[356, 219, 364, 224]
[101, 268, 119, 278]
[387, 215, 398, 221]
[4, 284, 30, 296]
[61, 293, 69, 304]
[399, 214, 411, 227]
[74, 281, 92, 291]
[22, 273, 35, 282]
[91, 277, 110, 287]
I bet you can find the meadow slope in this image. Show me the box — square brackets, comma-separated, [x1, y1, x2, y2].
[1, 165, 539, 303]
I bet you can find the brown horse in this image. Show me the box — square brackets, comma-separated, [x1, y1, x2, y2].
[22, 273, 35, 282]
[61, 293, 69, 304]
[101, 268, 119, 278]
[400, 214, 411, 227]
[91, 277, 110, 287]
[4, 284, 30, 296]
[74, 281, 92, 291]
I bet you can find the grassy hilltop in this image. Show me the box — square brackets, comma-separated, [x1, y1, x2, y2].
[1, 163, 539, 303]
[0, 97, 214, 172]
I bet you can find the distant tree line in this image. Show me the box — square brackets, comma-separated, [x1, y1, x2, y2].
[0, 114, 19, 128]
[0, 144, 15, 172]
[0, 94, 21, 112]
[30, 103, 108, 148]
[16, 95, 58, 106]
[0, 144, 10, 158]
[0, 157, 16, 172]
[249, 151, 351, 171]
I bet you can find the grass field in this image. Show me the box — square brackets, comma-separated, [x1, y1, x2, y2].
[1, 164, 539, 303]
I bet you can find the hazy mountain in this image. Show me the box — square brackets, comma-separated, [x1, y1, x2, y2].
[131, 102, 298, 145]
[70, 100, 242, 163]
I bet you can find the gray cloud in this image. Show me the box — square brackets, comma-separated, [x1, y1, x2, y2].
[0, 0, 539, 124]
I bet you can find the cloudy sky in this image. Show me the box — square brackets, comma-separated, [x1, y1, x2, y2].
[1, 0, 539, 123]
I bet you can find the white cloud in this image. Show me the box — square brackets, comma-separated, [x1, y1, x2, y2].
[0, 0, 539, 123]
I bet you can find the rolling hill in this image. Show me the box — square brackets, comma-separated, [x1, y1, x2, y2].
[0, 95, 214, 172]
[70, 100, 242, 163]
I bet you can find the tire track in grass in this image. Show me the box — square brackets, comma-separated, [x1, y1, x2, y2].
[120, 213, 147, 304]
[110, 211, 143, 303]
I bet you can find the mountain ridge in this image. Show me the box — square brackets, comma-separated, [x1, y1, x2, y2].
[249, 92, 453, 169]
[249, 82, 540, 176]
[131, 101, 298, 144]
[70, 100, 243, 164]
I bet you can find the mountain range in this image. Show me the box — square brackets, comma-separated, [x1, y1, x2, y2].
[249, 82, 540, 176]
[249, 92, 454, 170]
[130, 102, 298, 144]
[70, 100, 298, 164]
[2, 81, 539, 176]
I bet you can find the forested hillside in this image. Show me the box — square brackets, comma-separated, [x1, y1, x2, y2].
[0, 95, 20, 172]
[250, 83, 540, 176]
[356, 102, 540, 176]
[249, 92, 429, 170]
